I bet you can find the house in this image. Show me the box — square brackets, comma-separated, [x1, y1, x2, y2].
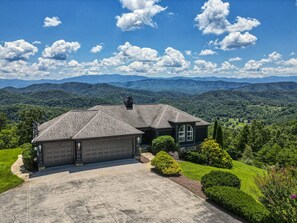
[33, 97, 209, 169]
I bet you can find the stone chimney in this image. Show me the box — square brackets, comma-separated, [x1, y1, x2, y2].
[124, 96, 133, 110]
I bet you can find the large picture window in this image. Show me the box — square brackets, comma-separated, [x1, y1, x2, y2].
[178, 125, 185, 142]
[187, 125, 193, 141]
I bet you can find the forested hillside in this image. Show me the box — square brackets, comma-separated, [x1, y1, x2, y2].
[1, 82, 297, 125]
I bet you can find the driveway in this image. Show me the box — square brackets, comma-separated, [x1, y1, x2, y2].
[0, 159, 242, 223]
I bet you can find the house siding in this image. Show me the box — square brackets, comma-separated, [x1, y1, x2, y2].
[196, 126, 208, 143]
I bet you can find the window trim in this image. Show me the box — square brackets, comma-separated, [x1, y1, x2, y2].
[178, 125, 186, 142]
[187, 124, 194, 141]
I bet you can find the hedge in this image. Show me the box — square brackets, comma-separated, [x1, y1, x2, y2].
[151, 151, 181, 176]
[201, 171, 241, 191]
[205, 186, 271, 223]
[184, 151, 207, 165]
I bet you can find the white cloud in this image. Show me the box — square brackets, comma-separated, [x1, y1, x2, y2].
[242, 59, 263, 72]
[267, 51, 282, 61]
[118, 42, 159, 61]
[229, 57, 241, 61]
[32, 41, 42, 45]
[157, 47, 189, 70]
[43, 16, 62, 27]
[195, 0, 230, 35]
[195, 0, 260, 35]
[115, 0, 166, 31]
[219, 32, 257, 50]
[193, 59, 217, 73]
[199, 49, 217, 56]
[227, 16, 260, 33]
[220, 61, 235, 71]
[185, 50, 192, 56]
[290, 52, 295, 56]
[0, 39, 38, 61]
[90, 44, 103, 54]
[42, 40, 80, 60]
[119, 61, 151, 73]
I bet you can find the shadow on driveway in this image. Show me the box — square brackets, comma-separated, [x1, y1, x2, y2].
[31, 158, 140, 178]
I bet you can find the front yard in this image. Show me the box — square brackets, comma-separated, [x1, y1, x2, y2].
[0, 148, 23, 193]
[179, 160, 266, 200]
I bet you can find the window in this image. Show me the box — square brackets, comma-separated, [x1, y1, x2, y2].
[187, 125, 193, 141]
[178, 125, 185, 142]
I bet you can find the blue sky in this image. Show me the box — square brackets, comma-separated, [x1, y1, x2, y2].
[0, 0, 297, 79]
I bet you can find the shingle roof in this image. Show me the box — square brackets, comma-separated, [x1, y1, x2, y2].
[90, 104, 209, 128]
[33, 110, 142, 142]
[34, 103, 209, 142]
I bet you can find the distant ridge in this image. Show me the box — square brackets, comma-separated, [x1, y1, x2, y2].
[0, 74, 297, 89]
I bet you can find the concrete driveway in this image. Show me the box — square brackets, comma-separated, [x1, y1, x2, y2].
[0, 159, 242, 223]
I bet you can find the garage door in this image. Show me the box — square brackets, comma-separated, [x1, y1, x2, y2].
[43, 141, 74, 167]
[82, 137, 133, 164]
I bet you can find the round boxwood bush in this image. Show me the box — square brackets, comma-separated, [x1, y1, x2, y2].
[201, 139, 233, 169]
[201, 171, 241, 191]
[152, 135, 176, 154]
[151, 151, 181, 176]
[204, 186, 271, 223]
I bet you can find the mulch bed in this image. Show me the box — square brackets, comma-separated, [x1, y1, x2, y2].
[168, 174, 206, 199]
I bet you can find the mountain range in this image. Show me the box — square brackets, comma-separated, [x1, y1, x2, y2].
[1, 74, 297, 89]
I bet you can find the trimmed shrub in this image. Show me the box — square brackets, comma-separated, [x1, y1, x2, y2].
[205, 186, 271, 223]
[22, 143, 37, 171]
[151, 151, 181, 176]
[201, 139, 233, 169]
[152, 135, 176, 154]
[201, 171, 241, 191]
[184, 151, 207, 164]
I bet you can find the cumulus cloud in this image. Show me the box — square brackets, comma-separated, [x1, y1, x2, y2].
[90, 44, 103, 54]
[43, 16, 62, 27]
[229, 57, 242, 62]
[220, 61, 235, 71]
[195, 0, 260, 35]
[157, 47, 189, 70]
[195, 0, 260, 51]
[193, 59, 217, 73]
[115, 0, 166, 31]
[219, 32, 257, 50]
[0, 39, 38, 61]
[118, 42, 159, 61]
[199, 49, 217, 56]
[42, 40, 80, 60]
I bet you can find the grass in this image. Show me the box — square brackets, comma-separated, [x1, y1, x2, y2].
[179, 160, 266, 200]
[0, 148, 24, 194]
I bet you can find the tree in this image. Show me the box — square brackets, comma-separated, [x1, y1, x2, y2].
[17, 108, 45, 145]
[249, 120, 270, 152]
[0, 127, 19, 149]
[0, 112, 7, 131]
[237, 125, 250, 154]
[213, 120, 218, 139]
[215, 125, 224, 148]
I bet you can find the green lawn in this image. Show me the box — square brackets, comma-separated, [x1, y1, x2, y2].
[179, 160, 266, 200]
[0, 148, 24, 194]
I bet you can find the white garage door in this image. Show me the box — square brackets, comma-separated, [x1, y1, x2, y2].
[43, 141, 74, 167]
[82, 137, 133, 164]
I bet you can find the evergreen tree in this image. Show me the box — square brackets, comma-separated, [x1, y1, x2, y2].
[0, 112, 7, 132]
[213, 120, 218, 139]
[215, 125, 224, 148]
[237, 124, 250, 153]
[242, 144, 253, 160]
